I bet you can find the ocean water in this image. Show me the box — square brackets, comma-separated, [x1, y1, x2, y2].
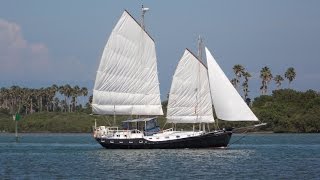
[0, 133, 319, 179]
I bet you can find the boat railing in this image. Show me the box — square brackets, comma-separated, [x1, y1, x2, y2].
[100, 127, 142, 133]
[95, 126, 144, 138]
[162, 128, 174, 132]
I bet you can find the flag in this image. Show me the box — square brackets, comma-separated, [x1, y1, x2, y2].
[15, 113, 21, 121]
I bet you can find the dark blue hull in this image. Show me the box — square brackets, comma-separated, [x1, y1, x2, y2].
[95, 131, 232, 149]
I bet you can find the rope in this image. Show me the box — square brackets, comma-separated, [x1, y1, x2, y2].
[228, 129, 250, 146]
[228, 125, 256, 146]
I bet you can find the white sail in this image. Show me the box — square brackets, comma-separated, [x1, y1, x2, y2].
[205, 47, 258, 121]
[166, 49, 214, 123]
[92, 11, 163, 116]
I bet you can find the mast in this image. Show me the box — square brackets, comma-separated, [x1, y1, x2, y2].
[198, 36, 203, 62]
[141, 5, 149, 30]
[197, 36, 203, 131]
[113, 105, 116, 126]
[200, 39, 220, 131]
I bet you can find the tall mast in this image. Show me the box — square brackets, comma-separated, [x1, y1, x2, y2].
[202, 38, 220, 131]
[141, 5, 149, 30]
[198, 36, 208, 132]
[196, 36, 203, 131]
[198, 35, 203, 62]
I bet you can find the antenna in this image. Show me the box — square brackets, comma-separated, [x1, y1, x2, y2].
[141, 4, 149, 30]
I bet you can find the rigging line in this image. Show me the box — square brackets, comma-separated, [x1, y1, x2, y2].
[162, 122, 168, 130]
[228, 129, 250, 146]
[103, 116, 112, 126]
[228, 126, 255, 146]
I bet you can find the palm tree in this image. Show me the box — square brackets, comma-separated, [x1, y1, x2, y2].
[260, 66, 273, 95]
[37, 87, 47, 112]
[80, 87, 89, 109]
[243, 71, 251, 81]
[233, 64, 244, 90]
[242, 81, 249, 99]
[27, 88, 36, 114]
[230, 78, 237, 88]
[60, 99, 68, 112]
[21, 88, 30, 115]
[65, 85, 73, 112]
[9, 85, 22, 113]
[53, 97, 60, 112]
[242, 71, 251, 99]
[71, 85, 80, 111]
[59, 84, 72, 112]
[285, 67, 296, 88]
[43, 87, 52, 112]
[49, 84, 58, 111]
[274, 75, 284, 89]
[81, 87, 88, 97]
[0, 87, 9, 109]
[58, 86, 64, 112]
[88, 95, 93, 106]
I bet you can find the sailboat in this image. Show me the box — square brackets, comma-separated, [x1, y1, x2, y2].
[93, 8, 262, 149]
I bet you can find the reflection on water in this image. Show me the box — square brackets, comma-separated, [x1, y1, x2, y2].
[91, 148, 256, 179]
[0, 133, 319, 179]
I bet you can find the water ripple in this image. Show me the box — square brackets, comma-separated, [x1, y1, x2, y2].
[0, 133, 319, 179]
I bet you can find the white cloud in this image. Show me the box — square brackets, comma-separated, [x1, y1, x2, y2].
[0, 18, 92, 84]
[0, 18, 51, 81]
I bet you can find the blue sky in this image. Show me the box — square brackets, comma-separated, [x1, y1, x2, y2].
[1, 0, 320, 100]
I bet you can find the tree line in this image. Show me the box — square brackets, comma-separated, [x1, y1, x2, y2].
[0, 84, 90, 115]
[0, 66, 297, 115]
[231, 65, 296, 101]
[253, 89, 320, 133]
[1, 65, 319, 133]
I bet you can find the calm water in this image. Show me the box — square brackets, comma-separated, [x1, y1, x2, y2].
[0, 133, 319, 179]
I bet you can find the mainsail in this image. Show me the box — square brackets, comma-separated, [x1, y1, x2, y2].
[205, 47, 258, 121]
[166, 49, 214, 123]
[92, 11, 163, 116]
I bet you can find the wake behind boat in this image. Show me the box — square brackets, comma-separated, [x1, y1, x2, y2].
[92, 7, 262, 149]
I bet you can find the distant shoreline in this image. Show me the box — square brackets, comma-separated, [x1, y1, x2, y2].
[235, 131, 274, 134]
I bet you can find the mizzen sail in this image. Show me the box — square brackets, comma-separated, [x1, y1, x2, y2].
[92, 11, 163, 116]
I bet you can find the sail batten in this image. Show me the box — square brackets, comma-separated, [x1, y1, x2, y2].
[166, 49, 214, 123]
[205, 47, 258, 121]
[92, 11, 163, 116]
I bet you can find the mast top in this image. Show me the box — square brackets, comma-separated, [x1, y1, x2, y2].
[141, 5, 149, 30]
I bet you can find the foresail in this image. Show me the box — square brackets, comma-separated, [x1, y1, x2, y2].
[166, 49, 214, 123]
[92, 11, 163, 116]
[205, 47, 258, 121]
